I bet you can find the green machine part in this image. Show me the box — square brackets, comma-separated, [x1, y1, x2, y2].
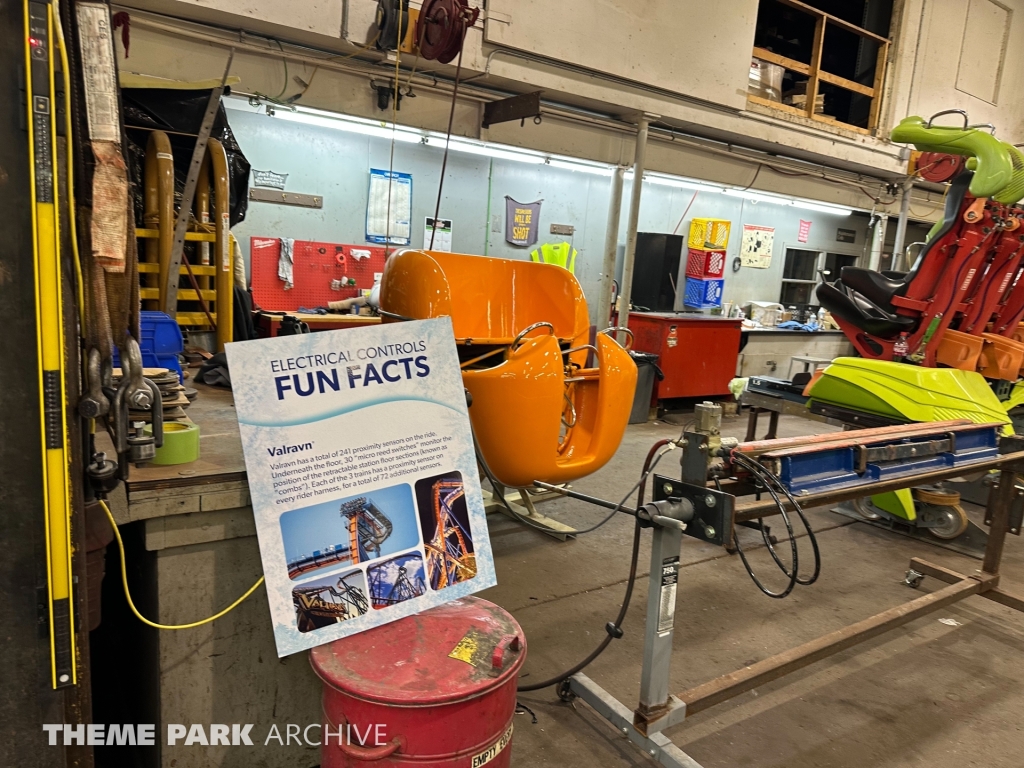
[806, 357, 1013, 435]
[871, 488, 917, 521]
[890, 116, 1014, 199]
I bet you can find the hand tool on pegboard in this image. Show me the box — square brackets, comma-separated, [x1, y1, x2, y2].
[250, 238, 387, 311]
[163, 48, 234, 317]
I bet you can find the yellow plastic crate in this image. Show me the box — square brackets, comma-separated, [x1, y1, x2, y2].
[688, 218, 731, 250]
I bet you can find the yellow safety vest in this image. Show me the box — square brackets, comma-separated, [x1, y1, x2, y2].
[530, 242, 577, 274]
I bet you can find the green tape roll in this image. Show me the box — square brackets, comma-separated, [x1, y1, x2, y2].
[145, 422, 201, 465]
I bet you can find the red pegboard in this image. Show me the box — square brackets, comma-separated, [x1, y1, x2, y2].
[251, 237, 388, 311]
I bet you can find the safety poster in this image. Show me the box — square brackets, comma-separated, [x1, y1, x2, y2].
[226, 318, 497, 656]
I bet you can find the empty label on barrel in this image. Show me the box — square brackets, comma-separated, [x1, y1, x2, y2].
[658, 556, 680, 634]
[472, 722, 513, 768]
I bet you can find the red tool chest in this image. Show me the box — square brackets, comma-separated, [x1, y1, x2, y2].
[627, 313, 742, 399]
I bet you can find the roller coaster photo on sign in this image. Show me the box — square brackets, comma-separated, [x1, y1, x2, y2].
[225, 318, 496, 656]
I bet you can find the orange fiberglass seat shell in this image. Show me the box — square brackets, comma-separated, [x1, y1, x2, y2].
[464, 333, 637, 487]
[381, 249, 590, 349]
[380, 249, 636, 487]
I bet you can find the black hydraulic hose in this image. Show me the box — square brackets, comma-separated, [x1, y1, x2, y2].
[748, 458, 821, 586]
[725, 455, 799, 599]
[517, 439, 673, 692]
[728, 453, 822, 595]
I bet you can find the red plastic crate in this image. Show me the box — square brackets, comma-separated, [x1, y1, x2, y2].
[685, 248, 726, 279]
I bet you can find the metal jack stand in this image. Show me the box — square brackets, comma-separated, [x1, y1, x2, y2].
[561, 405, 734, 768]
[559, 408, 1024, 768]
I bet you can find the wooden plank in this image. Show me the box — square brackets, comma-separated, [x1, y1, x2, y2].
[868, 41, 889, 133]
[129, 495, 202, 521]
[747, 94, 809, 118]
[818, 70, 874, 97]
[676, 578, 981, 718]
[752, 47, 810, 75]
[774, 0, 890, 43]
[144, 507, 257, 551]
[811, 113, 872, 135]
[201, 489, 252, 512]
[130, 479, 249, 501]
[806, 16, 826, 120]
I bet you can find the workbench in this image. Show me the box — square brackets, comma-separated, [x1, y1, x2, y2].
[255, 311, 380, 337]
[104, 385, 322, 768]
[737, 327, 853, 378]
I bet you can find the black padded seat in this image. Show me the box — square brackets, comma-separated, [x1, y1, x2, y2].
[838, 268, 907, 309]
[814, 171, 974, 342]
[816, 281, 917, 339]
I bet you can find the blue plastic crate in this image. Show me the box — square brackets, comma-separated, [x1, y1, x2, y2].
[112, 311, 184, 382]
[683, 277, 724, 309]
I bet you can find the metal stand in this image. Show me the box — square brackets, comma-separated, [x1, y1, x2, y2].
[482, 485, 577, 540]
[562, 432, 1024, 767]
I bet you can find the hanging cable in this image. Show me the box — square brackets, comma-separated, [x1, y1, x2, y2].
[99, 500, 264, 630]
[428, 45, 464, 250]
[517, 439, 675, 692]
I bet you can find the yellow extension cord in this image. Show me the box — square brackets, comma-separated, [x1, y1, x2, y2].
[99, 500, 264, 630]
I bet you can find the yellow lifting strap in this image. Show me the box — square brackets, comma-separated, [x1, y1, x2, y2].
[530, 241, 577, 274]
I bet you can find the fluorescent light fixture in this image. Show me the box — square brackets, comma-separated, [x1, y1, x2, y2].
[790, 200, 854, 215]
[723, 188, 791, 206]
[646, 174, 725, 193]
[546, 158, 615, 176]
[271, 108, 422, 143]
[436, 137, 545, 164]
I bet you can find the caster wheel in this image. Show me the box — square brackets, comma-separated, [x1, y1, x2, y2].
[904, 569, 925, 588]
[853, 497, 883, 521]
[925, 504, 969, 540]
[557, 680, 575, 703]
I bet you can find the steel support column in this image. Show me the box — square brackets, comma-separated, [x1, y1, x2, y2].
[617, 114, 655, 341]
[597, 165, 625, 329]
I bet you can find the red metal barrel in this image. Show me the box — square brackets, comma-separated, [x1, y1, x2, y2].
[310, 596, 526, 767]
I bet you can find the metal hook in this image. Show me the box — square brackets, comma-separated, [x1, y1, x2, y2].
[967, 123, 996, 135]
[925, 109, 969, 129]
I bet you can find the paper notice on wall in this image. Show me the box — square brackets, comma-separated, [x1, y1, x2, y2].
[740, 224, 775, 269]
[366, 169, 412, 245]
[798, 219, 812, 244]
[424, 217, 453, 252]
[225, 318, 496, 656]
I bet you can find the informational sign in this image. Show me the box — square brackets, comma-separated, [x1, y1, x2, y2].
[837, 227, 857, 243]
[505, 196, 541, 247]
[424, 217, 453, 252]
[798, 219, 812, 243]
[367, 169, 412, 245]
[252, 169, 289, 189]
[740, 224, 775, 269]
[226, 318, 497, 656]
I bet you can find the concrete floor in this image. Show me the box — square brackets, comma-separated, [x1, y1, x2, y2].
[481, 413, 1024, 768]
